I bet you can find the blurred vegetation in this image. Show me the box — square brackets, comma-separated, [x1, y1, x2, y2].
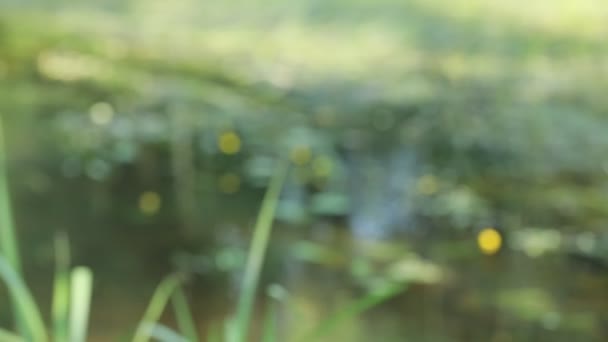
[1, 0, 608, 341]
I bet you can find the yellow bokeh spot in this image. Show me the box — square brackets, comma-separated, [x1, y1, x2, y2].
[312, 156, 333, 178]
[218, 131, 241, 155]
[290, 145, 312, 165]
[139, 191, 161, 215]
[417, 174, 439, 195]
[218, 173, 240, 194]
[478, 228, 502, 255]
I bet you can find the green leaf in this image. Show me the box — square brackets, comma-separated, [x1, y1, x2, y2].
[52, 233, 70, 342]
[132, 274, 183, 342]
[171, 286, 199, 342]
[0, 116, 20, 272]
[0, 327, 24, 342]
[261, 304, 278, 342]
[300, 285, 405, 342]
[0, 115, 24, 335]
[206, 322, 221, 342]
[234, 160, 289, 342]
[0, 257, 47, 342]
[146, 323, 189, 342]
[69, 267, 94, 342]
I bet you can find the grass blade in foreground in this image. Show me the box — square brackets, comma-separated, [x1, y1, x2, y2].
[0, 328, 24, 342]
[132, 274, 183, 342]
[0, 115, 26, 335]
[0, 257, 47, 342]
[69, 267, 93, 342]
[261, 303, 278, 342]
[234, 160, 289, 342]
[52, 233, 71, 342]
[171, 286, 199, 342]
[300, 284, 405, 342]
[207, 323, 221, 342]
[147, 324, 188, 342]
[0, 116, 20, 273]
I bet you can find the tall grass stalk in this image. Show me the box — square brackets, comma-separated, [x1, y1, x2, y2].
[0, 257, 47, 342]
[171, 286, 200, 342]
[0, 116, 20, 272]
[147, 324, 189, 342]
[207, 322, 221, 342]
[132, 274, 183, 342]
[0, 327, 23, 342]
[0, 115, 28, 337]
[69, 267, 94, 342]
[52, 234, 71, 342]
[300, 284, 405, 341]
[234, 160, 289, 342]
[261, 303, 278, 342]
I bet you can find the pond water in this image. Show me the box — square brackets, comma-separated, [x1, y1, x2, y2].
[4, 148, 608, 341]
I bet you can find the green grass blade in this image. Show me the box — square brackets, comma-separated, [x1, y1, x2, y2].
[224, 318, 238, 342]
[0, 328, 24, 342]
[69, 267, 93, 342]
[0, 115, 25, 335]
[171, 286, 199, 342]
[147, 323, 188, 342]
[0, 115, 20, 272]
[0, 257, 47, 342]
[132, 274, 182, 342]
[261, 304, 278, 342]
[206, 322, 221, 342]
[300, 285, 405, 342]
[234, 160, 289, 342]
[52, 233, 70, 342]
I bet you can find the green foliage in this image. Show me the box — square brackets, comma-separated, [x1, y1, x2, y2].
[0, 117, 20, 272]
[0, 115, 35, 340]
[132, 274, 184, 342]
[172, 287, 200, 342]
[233, 160, 289, 342]
[3, 2, 608, 231]
[69, 267, 93, 342]
[0, 152, 401, 341]
[52, 234, 70, 342]
[0, 328, 23, 342]
[0, 257, 47, 342]
[300, 285, 405, 342]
